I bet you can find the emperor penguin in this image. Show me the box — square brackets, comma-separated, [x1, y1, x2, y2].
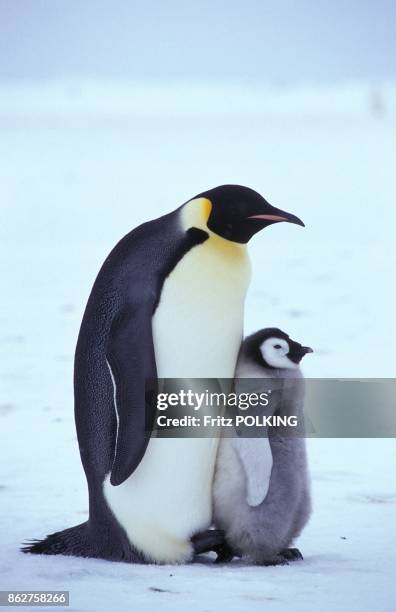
[22, 186, 304, 565]
[213, 328, 313, 565]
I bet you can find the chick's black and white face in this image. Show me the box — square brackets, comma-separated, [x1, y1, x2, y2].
[260, 337, 298, 370]
[259, 334, 313, 370]
[243, 327, 312, 371]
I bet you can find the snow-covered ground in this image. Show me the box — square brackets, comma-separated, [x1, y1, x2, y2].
[1, 79, 395, 611]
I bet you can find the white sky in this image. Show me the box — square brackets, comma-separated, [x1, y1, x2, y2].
[0, 0, 395, 83]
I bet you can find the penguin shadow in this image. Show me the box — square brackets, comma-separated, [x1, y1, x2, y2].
[192, 551, 247, 567]
[192, 550, 303, 569]
[191, 552, 219, 566]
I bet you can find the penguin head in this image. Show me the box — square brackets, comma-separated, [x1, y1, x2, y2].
[243, 327, 313, 370]
[193, 184, 304, 243]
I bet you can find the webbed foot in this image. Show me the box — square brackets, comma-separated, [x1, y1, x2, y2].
[191, 529, 225, 555]
[253, 547, 303, 566]
[213, 541, 235, 563]
[280, 547, 303, 562]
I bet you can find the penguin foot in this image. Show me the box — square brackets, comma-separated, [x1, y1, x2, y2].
[191, 529, 225, 555]
[280, 547, 303, 562]
[256, 556, 289, 567]
[253, 548, 303, 566]
[213, 541, 235, 564]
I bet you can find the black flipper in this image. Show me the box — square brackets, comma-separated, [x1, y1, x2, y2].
[106, 303, 157, 486]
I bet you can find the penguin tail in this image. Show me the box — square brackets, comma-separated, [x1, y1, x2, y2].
[21, 522, 89, 557]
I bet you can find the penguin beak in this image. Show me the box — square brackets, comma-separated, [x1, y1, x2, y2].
[288, 343, 313, 364]
[248, 204, 305, 227]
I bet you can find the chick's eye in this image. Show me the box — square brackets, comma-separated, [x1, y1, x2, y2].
[274, 344, 282, 349]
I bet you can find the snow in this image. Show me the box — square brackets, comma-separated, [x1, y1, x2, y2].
[1, 79, 395, 611]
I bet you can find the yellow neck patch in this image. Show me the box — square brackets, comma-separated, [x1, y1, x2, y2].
[181, 197, 247, 259]
[181, 197, 212, 230]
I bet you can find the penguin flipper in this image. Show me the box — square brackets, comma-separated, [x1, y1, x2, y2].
[232, 436, 273, 506]
[106, 303, 157, 486]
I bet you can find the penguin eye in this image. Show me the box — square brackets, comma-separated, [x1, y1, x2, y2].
[273, 344, 282, 349]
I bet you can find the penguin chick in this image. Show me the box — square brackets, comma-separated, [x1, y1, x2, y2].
[213, 328, 313, 565]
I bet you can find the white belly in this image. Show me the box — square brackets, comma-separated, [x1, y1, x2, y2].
[104, 233, 251, 563]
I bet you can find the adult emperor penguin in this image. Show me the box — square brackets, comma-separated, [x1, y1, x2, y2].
[213, 328, 313, 565]
[23, 186, 304, 564]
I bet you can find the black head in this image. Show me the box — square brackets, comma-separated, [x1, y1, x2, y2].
[195, 184, 304, 243]
[242, 327, 313, 369]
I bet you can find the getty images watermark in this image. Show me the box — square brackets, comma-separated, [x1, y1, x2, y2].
[145, 378, 396, 438]
[155, 388, 298, 429]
